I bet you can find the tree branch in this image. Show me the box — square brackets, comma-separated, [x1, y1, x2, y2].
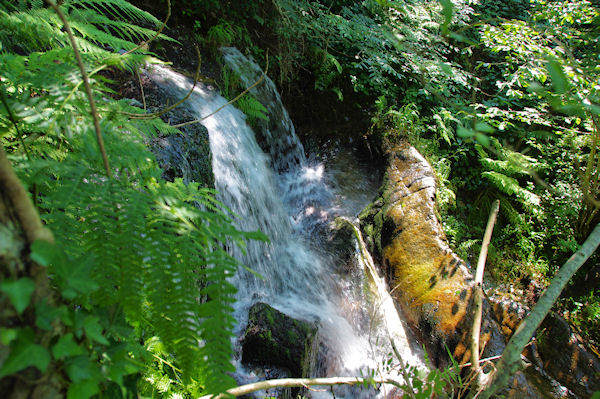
[0, 145, 54, 244]
[46, 0, 111, 177]
[470, 199, 499, 385]
[477, 222, 600, 399]
[198, 376, 402, 399]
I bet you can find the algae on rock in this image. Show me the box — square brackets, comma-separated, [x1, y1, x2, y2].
[241, 302, 319, 378]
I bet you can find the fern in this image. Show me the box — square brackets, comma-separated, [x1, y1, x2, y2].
[475, 139, 542, 219]
[1, 1, 264, 396]
[236, 95, 269, 124]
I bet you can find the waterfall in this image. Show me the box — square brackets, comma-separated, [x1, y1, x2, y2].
[146, 50, 423, 397]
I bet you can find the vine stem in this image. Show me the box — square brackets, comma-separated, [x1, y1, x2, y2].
[172, 52, 270, 129]
[120, 46, 202, 119]
[45, 0, 110, 176]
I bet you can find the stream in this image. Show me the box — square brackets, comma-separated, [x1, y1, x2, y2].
[147, 48, 423, 398]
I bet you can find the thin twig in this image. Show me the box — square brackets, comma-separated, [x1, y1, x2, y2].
[121, 46, 202, 119]
[172, 52, 270, 128]
[46, 0, 110, 176]
[136, 69, 147, 111]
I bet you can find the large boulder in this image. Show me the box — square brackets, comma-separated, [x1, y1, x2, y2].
[361, 141, 600, 397]
[490, 294, 600, 398]
[241, 302, 319, 378]
[359, 141, 501, 365]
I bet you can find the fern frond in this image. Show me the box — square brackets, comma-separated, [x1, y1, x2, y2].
[236, 95, 269, 123]
[67, 0, 161, 27]
[482, 171, 541, 211]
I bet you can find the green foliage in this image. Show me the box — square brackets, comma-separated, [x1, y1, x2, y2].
[220, 66, 269, 126]
[0, 1, 265, 397]
[272, 0, 469, 100]
[566, 290, 600, 347]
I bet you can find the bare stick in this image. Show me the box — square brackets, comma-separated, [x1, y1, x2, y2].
[46, 0, 110, 176]
[470, 199, 500, 384]
[136, 69, 147, 111]
[477, 222, 600, 399]
[198, 376, 403, 399]
[172, 53, 270, 128]
[121, 47, 202, 119]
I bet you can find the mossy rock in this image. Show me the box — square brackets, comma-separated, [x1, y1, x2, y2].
[361, 141, 492, 366]
[242, 302, 318, 378]
[149, 107, 214, 188]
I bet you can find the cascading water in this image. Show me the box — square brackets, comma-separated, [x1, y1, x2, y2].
[146, 49, 423, 397]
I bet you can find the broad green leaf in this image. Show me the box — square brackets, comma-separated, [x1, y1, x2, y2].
[0, 333, 51, 378]
[66, 356, 99, 383]
[52, 333, 85, 359]
[475, 132, 490, 147]
[83, 316, 109, 345]
[457, 126, 474, 138]
[67, 380, 99, 399]
[475, 121, 494, 134]
[36, 301, 70, 330]
[439, 0, 453, 35]
[108, 358, 140, 385]
[547, 59, 568, 94]
[66, 257, 99, 295]
[0, 278, 35, 315]
[0, 328, 18, 346]
[30, 240, 58, 267]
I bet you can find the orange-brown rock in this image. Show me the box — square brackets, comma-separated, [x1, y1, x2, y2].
[358, 141, 600, 397]
[490, 294, 600, 398]
[359, 142, 504, 365]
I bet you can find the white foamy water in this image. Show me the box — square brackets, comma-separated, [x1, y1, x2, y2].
[146, 49, 423, 397]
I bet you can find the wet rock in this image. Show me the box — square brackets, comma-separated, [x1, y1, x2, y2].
[241, 302, 319, 378]
[327, 217, 358, 265]
[149, 107, 214, 188]
[359, 141, 497, 365]
[490, 294, 600, 398]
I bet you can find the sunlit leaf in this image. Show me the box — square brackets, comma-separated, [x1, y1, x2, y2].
[0, 278, 35, 315]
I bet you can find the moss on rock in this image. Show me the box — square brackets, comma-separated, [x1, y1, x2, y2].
[359, 141, 502, 366]
[242, 302, 318, 378]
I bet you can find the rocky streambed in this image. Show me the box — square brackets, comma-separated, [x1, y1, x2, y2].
[359, 140, 600, 398]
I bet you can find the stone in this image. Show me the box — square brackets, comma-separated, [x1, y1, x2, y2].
[359, 141, 502, 365]
[327, 217, 358, 266]
[361, 140, 600, 397]
[490, 294, 600, 398]
[241, 302, 318, 378]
